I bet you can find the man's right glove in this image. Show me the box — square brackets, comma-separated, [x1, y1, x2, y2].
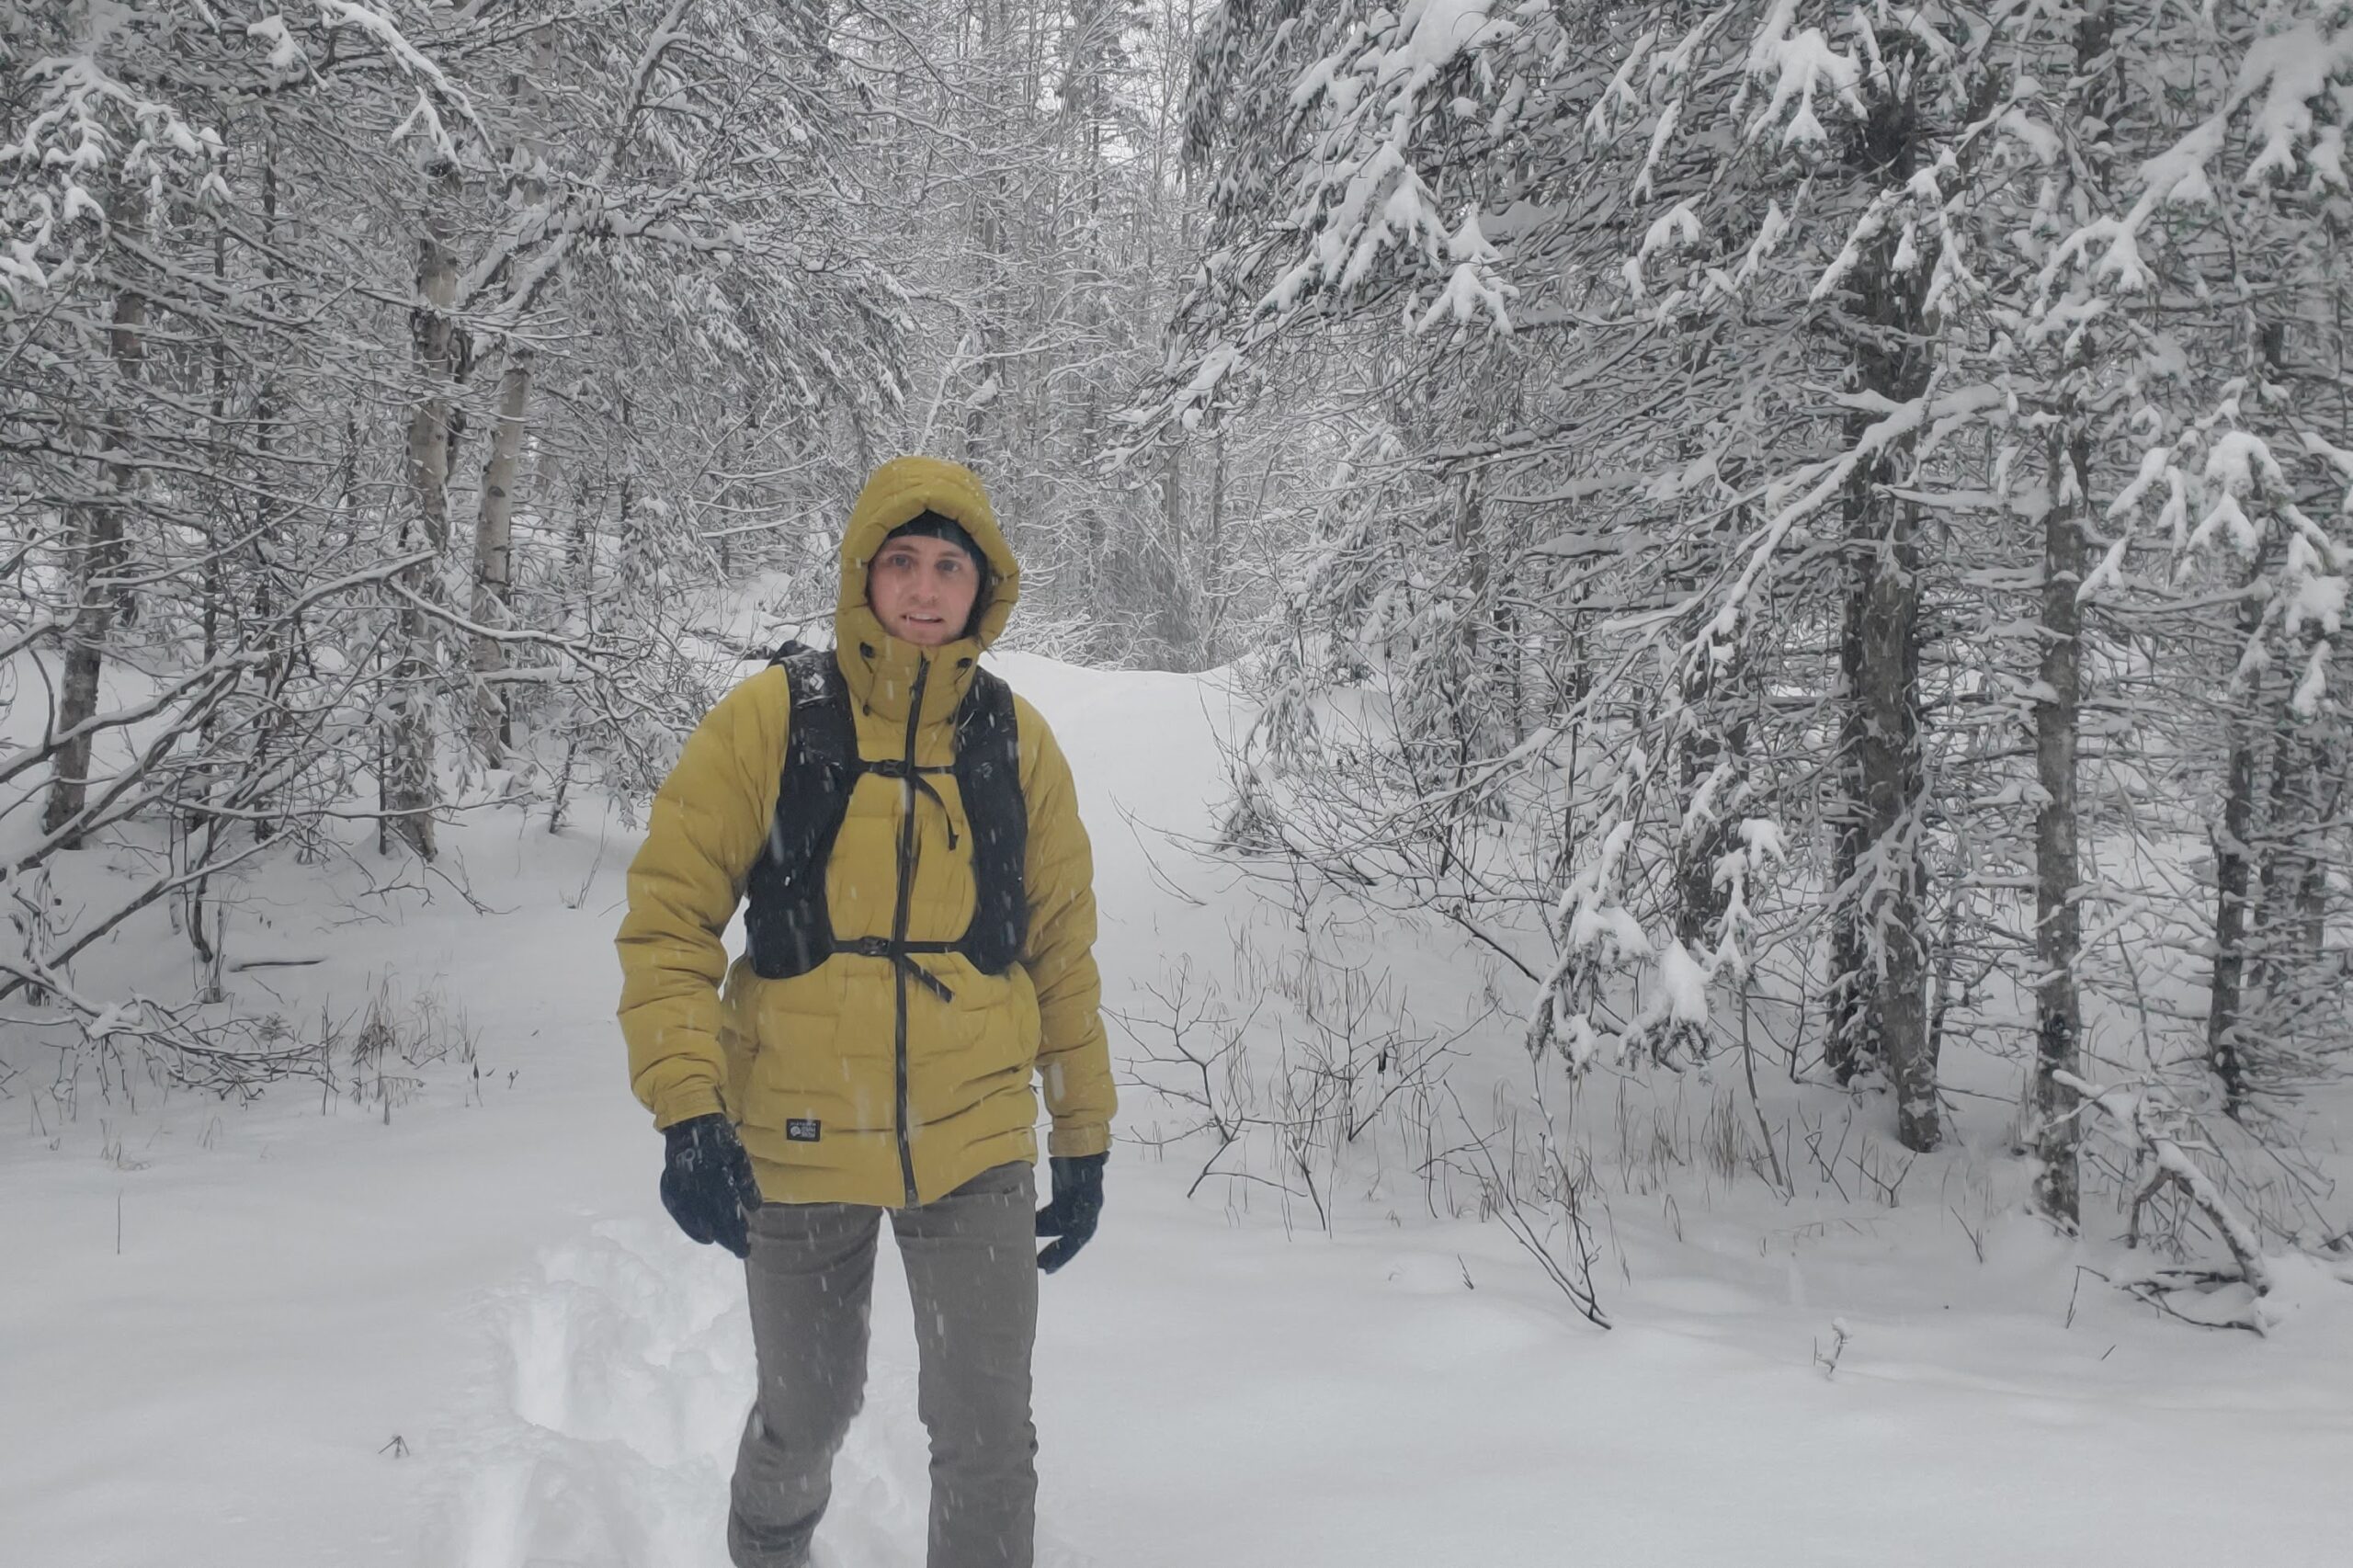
[1035, 1153, 1106, 1273]
[660, 1113, 762, 1258]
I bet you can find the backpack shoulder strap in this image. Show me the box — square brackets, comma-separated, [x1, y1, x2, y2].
[952, 666, 1029, 973]
[744, 646, 857, 980]
[777, 645, 852, 762]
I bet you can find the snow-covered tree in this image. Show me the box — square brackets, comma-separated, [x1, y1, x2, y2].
[1161, 0, 2353, 1216]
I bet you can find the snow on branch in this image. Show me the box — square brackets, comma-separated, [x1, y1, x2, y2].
[1616, 937, 1711, 1071]
[310, 0, 470, 112]
[1523, 727, 1748, 1076]
[1525, 797, 1643, 1074]
[2055, 1070, 2270, 1296]
[453, 0, 698, 322]
[1641, 384, 2006, 693]
[1707, 819, 1788, 976]
[1741, 0, 1864, 150]
[1415, 207, 1517, 335]
[1261, 2, 1524, 330]
[1, 48, 226, 295]
[1585, 25, 1662, 147]
[388, 89, 461, 165]
[2052, 1071, 2353, 1332]
[1377, 0, 1518, 102]
[2055, 20, 2353, 293]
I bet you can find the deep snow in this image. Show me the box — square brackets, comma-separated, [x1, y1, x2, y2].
[5, 651, 2350, 1568]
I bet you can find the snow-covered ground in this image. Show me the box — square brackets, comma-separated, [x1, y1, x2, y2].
[5, 653, 2350, 1568]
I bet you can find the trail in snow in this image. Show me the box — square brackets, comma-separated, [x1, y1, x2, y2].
[416, 1221, 1100, 1568]
[417, 1224, 746, 1568]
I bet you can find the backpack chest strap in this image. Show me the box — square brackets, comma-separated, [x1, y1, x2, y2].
[834, 934, 959, 1002]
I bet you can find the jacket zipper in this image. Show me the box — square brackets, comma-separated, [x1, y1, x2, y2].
[888, 654, 930, 1206]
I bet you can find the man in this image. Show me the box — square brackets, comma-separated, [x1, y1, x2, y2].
[617, 455, 1115, 1568]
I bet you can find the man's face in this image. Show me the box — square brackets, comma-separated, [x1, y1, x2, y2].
[868, 532, 982, 648]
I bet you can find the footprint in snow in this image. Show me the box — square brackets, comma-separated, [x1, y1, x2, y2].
[413, 1220, 1096, 1567]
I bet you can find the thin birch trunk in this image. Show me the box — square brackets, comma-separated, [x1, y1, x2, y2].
[388, 160, 462, 858]
[468, 30, 553, 771]
[963, 0, 1006, 470]
[248, 143, 285, 839]
[472, 347, 531, 763]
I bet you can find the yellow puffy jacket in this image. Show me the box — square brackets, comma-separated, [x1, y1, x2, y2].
[616, 457, 1116, 1207]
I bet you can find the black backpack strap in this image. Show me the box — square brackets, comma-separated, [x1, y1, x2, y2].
[952, 667, 1029, 974]
[744, 648, 858, 980]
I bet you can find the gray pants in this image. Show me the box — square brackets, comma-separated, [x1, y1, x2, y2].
[729, 1162, 1040, 1568]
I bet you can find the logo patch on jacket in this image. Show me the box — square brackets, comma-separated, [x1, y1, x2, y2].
[786, 1119, 822, 1142]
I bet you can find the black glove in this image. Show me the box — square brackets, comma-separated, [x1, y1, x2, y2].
[1035, 1153, 1106, 1273]
[660, 1113, 762, 1258]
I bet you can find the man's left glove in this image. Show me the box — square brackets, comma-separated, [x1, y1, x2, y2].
[1035, 1153, 1107, 1273]
[660, 1113, 762, 1258]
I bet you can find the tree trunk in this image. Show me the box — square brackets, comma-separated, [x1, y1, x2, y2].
[2027, 4, 2120, 1226]
[247, 143, 286, 841]
[1828, 79, 1937, 1151]
[388, 160, 462, 859]
[44, 199, 148, 847]
[2029, 425, 2089, 1225]
[1675, 627, 1750, 957]
[1855, 487, 1935, 1152]
[2207, 552, 2271, 1116]
[1155, 439, 1190, 662]
[472, 347, 531, 763]
[2293, 732, 2343, 958]
[1826, 534, 1878, 1085]
[1202, 421, 1228, 660]
[962, 0, 1007, 472]
[466, 29, 553, 772]
[204, 218, 228, 675]
[2253, 665, 2336, 981]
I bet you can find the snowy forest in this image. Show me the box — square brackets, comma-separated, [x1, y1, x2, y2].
[8, 3, 2353, 1565]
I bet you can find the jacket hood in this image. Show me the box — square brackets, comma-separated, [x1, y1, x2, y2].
[835, 456, 1019, 651]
